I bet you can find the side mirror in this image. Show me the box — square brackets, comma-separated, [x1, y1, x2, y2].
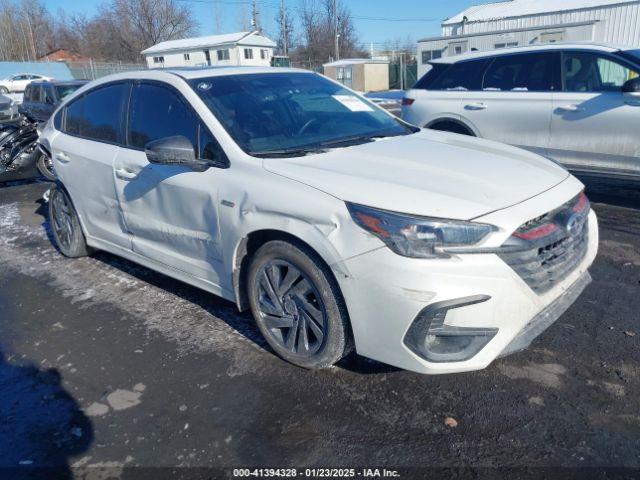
[622, 77, 640, 97]
[144, 135, 209, 172]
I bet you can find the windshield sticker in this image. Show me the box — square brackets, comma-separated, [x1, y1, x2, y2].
[332, 95, 374, 112]
[197, 82, 213, 91]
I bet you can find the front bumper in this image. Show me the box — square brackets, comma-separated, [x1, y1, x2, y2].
[336, 208, 598, 375]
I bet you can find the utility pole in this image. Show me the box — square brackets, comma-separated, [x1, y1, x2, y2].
[281, 0, 288, 56]
[251, 0, 260, 33]
[333, 0, 340, 61]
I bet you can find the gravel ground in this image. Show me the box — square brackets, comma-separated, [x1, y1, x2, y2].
[0, 177, 638, 479]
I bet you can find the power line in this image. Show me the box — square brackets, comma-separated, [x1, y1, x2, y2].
[176, 0, 440, 22]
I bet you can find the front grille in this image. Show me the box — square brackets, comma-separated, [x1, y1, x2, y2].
[498, 193, 590, 294]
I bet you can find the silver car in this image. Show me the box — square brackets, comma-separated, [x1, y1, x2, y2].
[402, 43, 640, 180]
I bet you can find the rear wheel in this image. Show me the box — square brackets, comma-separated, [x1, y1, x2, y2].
[37, 151, 56, 181]
[48, 186, 91, 258]
[0, 87, 8, 95]
[247, 240, 351, 369]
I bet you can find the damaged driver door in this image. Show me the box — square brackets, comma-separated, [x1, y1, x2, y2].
[113, 81, 227, 287]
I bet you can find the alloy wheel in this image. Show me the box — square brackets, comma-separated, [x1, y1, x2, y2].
[51, 190, 74, 250]
[256, 260, 327, 356]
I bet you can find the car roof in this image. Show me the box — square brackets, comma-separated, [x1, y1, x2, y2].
[29, 80, 88, 86]
[430, 42, 625, 64]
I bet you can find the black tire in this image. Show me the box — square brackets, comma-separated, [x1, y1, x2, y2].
[247, 240, 352, 369]
[48, 186, 91, 258]
[37, 152, 56, 181]
[428, 121, 474, 136]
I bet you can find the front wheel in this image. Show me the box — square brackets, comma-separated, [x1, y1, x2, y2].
[247, 240, 352, 369]
[0, 87, 8, 95]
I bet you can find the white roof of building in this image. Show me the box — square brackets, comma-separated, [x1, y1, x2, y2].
[323, 58, 389, 67]
[141, 31, 276, 55]
[444, 0, 639, 25]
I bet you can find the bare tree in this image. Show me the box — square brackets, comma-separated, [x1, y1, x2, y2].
[293, 0, 367, 70]
[275, 0, 295, 56]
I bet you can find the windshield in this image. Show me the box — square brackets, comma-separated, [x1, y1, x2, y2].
[55, 84, 82, 101]
[190, 72, 413, 157]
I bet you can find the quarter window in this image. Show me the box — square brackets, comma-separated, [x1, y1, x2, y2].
[64, 83, 128, 143]
[563, 51, 640, 92]
[483, 52, 556, 91]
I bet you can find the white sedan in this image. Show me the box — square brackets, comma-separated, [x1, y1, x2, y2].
[39, 67, 598, 374]
[0, 73, 52, 94]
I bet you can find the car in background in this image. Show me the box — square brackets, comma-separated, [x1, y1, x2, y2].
[0, 74, 53, 94]
[20, 80, 88, 123]
[402, 43, 640, 180]
[0, 94, 19, 124]
[40, 67, 597, 375]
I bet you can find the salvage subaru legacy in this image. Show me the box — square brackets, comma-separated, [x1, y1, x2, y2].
[39, 68, 598, 374]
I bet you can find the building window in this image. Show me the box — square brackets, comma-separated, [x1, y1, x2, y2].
[495, 42, 518, 49]
[153, 56, 164, 64]
[421, 49, 442, 64]
[183, 53, 190, 60]
[244, 48, 253, 59]
[336, 66, 353, 88]
[260, 49, 269, 60]
[217, 49, 230, 61]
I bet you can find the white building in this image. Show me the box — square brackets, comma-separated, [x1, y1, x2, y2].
[418, 0, 640, 77]
[142, 31, 277, 69]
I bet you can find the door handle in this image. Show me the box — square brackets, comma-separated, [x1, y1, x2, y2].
[465, 102, 488, 111]
[55, 152, 70, 163]
[115, 168, 138, 180]
[557, 104, 583, 113]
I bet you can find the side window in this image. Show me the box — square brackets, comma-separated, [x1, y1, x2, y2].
[63, 83, 128, 142]
[32, 85, 43, 102]
[483, 53, 556, 92]
[429, 59, 491, 91]
[23, 84, 32, 101]
[128, 83, 199, 151]
[563, 51, 640, 92]
[413, 64, 450, 90]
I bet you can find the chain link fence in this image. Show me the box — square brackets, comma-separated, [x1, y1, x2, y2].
[65, 61, 146, 80]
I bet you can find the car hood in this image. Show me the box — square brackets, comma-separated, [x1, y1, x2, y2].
[263, 130, 570, 220]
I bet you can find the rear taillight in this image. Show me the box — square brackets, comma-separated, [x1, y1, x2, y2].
[402, 97, 415, 106]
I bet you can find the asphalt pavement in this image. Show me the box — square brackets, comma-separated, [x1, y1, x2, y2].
[0, 177, 639, 479]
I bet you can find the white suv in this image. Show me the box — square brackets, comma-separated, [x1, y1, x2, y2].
[40, 67, 598, 374]
[403, 43, 640, 180]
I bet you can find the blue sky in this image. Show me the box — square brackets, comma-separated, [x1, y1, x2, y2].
[42, 0, 478, 48]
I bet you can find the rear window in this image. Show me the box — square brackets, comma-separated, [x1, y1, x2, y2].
[428, 59, 492, 91]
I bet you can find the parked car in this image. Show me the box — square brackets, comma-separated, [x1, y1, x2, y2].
[20, 80, 87, 123]
[402, 43, 640, 180]
[40, 68, 597, 374]
[0, 74, 53, 94]
[0, 94, 19, 124]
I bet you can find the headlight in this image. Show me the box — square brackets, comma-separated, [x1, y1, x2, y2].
[347, 203, 497, 258]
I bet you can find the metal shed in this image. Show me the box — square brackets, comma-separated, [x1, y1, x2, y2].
[323, 59, 390, 93]
[418, 0, 640, 78]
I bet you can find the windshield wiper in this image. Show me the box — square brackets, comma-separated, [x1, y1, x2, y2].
[249, 146, 327, 158]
